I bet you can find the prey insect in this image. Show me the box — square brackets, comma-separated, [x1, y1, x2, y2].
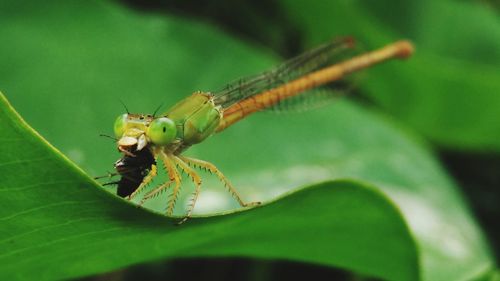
[103, 37, 414, 224]
[101, 147, 156, 198]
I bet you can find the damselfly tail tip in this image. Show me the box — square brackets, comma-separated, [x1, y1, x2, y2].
[394, 40, 415, 59]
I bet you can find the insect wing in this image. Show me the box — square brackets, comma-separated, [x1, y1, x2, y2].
[213, 37, 355, 108]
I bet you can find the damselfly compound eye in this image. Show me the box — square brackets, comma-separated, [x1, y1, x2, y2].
[147, 117, 177, 145]
[113, 114, 128, 138]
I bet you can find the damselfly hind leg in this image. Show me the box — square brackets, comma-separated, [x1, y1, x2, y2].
[180, 156, 261, 208]
[139, 180, 173, 206]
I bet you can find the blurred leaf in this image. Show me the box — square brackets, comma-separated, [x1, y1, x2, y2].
[279, 0, 500, 151]
[0, 1, 494, 280]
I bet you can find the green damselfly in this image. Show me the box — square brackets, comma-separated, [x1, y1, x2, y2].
[102, 38, 414, 223]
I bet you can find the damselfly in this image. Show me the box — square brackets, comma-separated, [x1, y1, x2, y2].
[103, 37, 414, 223]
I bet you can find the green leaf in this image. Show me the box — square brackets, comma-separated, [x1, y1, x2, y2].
[279, 0, 500, 151]
[0, 1, 494, 280]
[0, 92, 420, 280]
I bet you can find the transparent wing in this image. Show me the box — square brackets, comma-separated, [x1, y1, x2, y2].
[265, 83, 350, 113]
[213, 36, 355, 108]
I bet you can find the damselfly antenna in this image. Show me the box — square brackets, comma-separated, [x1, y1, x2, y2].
[152, 102, 164, 117]
[99, 134, 118, 141]
[119, 99, 130, 114]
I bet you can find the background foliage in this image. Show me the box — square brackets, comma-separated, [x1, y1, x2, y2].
[0, 0, 498, 280]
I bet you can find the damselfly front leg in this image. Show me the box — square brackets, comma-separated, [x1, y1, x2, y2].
[128, 163, 157, 200]
[157, 151, 183, 216]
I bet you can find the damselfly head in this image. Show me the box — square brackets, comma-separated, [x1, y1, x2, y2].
[113, 113, 177, 154]
[114, 113, 153, 152]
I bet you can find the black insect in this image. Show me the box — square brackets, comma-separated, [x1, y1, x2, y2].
[102, 146, 156, 197]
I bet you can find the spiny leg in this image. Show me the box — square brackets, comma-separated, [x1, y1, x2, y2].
[127, 164, 158, 200]
[172, 155, 202, 224]
[139, 180, 173, 206]
[159, 151, 182, 216]
[179, 156, 260, 207]
[136, 147, 175, 205]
